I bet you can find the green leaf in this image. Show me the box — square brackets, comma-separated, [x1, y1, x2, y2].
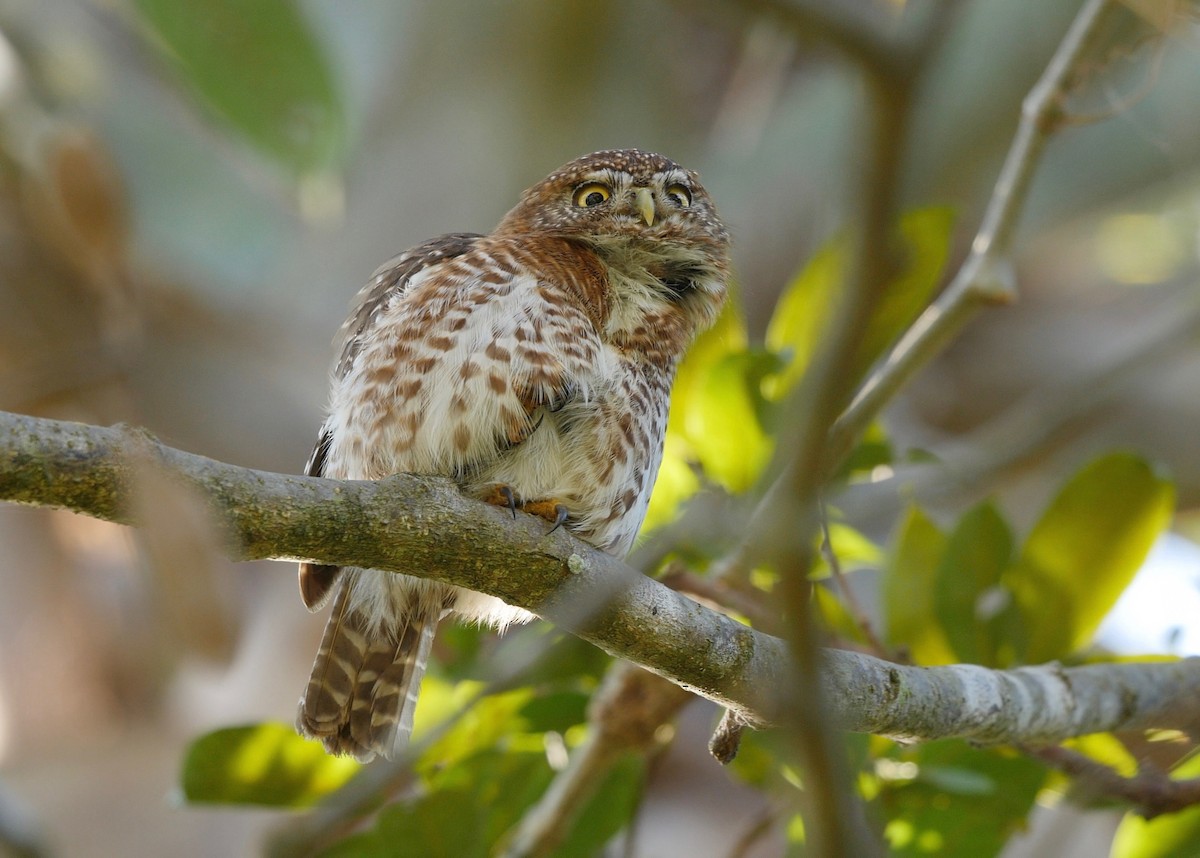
[820, 520, 884, 574]
[683, 350, 775, 493]
[322, 788, 486, 858]
[813, 582, 869, 645]
[727, 728, 789, 789]
[642, 432, 700, 532]
[416, 684, 535, 777]
[879, 741, 1046, 858]
[1005, 453, 1174, 663]
[839, 420, 894, 479]
[133, 0, 345, 173]
[551, 753, 646, 857]
[648, 298, 748, 528]
[852, 207, 955, 381]
[884, 505, 956, 665]
[1111, 753, 1200, 858]
[764, 235, 847, 397]
[764, 207, 954, 398]
[330, 751, 555, 858]
[934, 501, 1014, 666]
[180, 722, 359, 807]
[517, 691, 589, 734]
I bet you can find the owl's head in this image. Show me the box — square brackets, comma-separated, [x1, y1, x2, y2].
[497, 149, 731, 356]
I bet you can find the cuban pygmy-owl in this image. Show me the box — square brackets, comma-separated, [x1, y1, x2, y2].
[297, 149, 730, 761]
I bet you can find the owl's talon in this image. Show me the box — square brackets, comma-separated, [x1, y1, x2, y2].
[548, 503, 569, 534]
[484, 484, 521, 518]
[500, 485, 517, 519]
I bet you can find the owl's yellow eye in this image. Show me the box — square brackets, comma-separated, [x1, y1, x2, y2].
[666, 183, 692, 207]
[572, 182, 611, 208]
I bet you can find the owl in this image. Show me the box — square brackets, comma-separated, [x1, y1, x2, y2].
[297, 149, 730, 761]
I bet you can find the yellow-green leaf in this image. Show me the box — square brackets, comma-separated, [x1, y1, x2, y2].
[764, 207, 954, 399]
[642, 433, 701, 533]
[764, 235, 848, 397]
[682, 351, 773, 493]
[884, 505, 956, 665]
[934, 501, 1014, 666]
[1064, 733, 1139, 778]
[181, 722, 359, 806]
[1111, 753, 1200, 858]
[1006, 453, 1174, 664]
[670, 296, 749, 428]
[852, 207, 955, 381]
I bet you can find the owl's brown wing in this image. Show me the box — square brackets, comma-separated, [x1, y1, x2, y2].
[298, 233, 484, 611]
[335, 233, 485, 379]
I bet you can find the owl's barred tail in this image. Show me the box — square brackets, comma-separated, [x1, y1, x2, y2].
[297, 585, 438, 762]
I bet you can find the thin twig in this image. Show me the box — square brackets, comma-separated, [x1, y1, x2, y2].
[818, 501, 890, 658]
[728, 803, 780, 858]
[837, 293, 1200, 528]
[1023, 744, 1200, 819]
[827, 0, 1119, 464]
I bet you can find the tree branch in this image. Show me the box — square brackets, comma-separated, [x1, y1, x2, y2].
[2, 409, 1199, 747]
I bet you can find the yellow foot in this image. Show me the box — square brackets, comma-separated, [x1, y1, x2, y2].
[522, 498, 570, 533]
[482, 485, 569, 532]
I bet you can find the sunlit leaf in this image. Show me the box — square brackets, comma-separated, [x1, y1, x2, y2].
[684, 351, 775, 493]
[814, 582, 869, 645]
[852, 207, 955, 381]
[673, 294, 750, 408]
[648, 298, 749, 528]
[642, 433, 700, 533]
[884, 505, 956, 664]
[786, 813, 806, 853]
[1005, 453, 1174, 663]
[1111, 752, 1200, 858]
[133, 0, 345, 173]
[416, 683, 535, 777]
[764, 235, 847, 397]
[764, 207, 954, 399]
[812, 519, 884, 578]
[934, 501, 1014, 665]
[180, 722, 359, 806]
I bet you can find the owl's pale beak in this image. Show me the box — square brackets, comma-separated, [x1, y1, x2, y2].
[635, 187, 656, 226]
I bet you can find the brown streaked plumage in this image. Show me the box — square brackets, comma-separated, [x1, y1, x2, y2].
[297, 149, 730, 761]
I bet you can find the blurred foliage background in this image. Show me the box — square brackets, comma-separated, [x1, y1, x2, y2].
[1, 0, 1199, 856]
